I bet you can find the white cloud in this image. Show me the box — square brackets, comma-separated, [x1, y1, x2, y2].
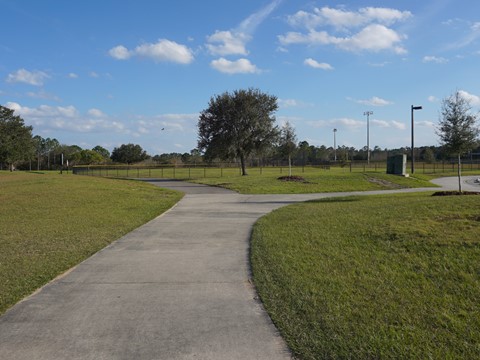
[68, 73, 78, 79]
[238, 0, 283, 34]
[304, 58, 334, 70]
[88, 108, 106, 117]
[5, 102, 125, 133]
[89, 71, 99, 78]
[281, 6, 410, 54]
[459, 90, 480, 106]
[210, 58, 260, 74]
[392, 121, 406, 130]
[423, 55, 448, 63]
[371, 119, 390, 127]
[109, 39, 194, 64]
[278, 99, 299, 107]
[6, 69, 49, 86]
[307, 118, 364, 129]
[205, 0, 281, 57]
[279, 25, 406, 54]
[428, 95, 438, 103]
[206, 31, 250, 56]
[339, 24, 407, 54]
[108, 45, 131, 60]
[353, 96, 393, 106]
[26, 90, 60, 101]
[417, 121, 435, 128]
[288, 6, 411, 30]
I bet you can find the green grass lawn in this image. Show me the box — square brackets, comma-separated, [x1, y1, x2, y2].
[0, 171, 183, 315]
[251, 193, 480, 359]
[190, 168, 437, 194]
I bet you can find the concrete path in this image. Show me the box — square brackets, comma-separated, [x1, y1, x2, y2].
[0, 176, 478, 360]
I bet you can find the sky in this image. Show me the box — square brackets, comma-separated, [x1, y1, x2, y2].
[1, 0, 480, 155]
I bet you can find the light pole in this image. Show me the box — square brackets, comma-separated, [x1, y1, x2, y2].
[333, 128, 337, 162]
[364, 111, 373, 164]
[411, 105, 422, 174]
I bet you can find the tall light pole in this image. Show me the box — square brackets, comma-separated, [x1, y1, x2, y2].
[333, 128, 337, 162]
[411, 105, 422, 174]
[364, 111, 373, 164]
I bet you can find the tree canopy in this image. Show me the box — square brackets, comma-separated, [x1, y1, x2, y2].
[0, 105, 34, 170]
[437, 90, 479, 191]
[198, 88, 279, 175]
[110, 143, 149, 164]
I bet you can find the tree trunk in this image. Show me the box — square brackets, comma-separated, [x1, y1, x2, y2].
[240, 154, 248, 176]
[288, 155, 292, 176]
[457, 153, 462, 193]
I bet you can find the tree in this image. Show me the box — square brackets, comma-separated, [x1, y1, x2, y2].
[0, 105, 34, 171]
[73, 149, 105, 165]
[110, 143, 149, 164]
[437, 90, 479, 192]
[92, 145, 110, 161]
[279, 121, 297, 176]
[198, 88, 279, 175]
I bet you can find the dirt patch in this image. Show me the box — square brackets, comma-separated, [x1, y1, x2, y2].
[432, 191, 480, 196]
[366, 176, 405, 189]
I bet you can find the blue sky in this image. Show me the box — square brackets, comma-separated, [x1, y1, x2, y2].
[1, 0, 480, 155]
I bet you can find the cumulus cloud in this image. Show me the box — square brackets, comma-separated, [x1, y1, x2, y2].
[5, 102, 125, 133]
[6, 69, 49, 86]
[459, 90, 480, 106]
[109, 45, 131, 60]
[280, 6, 410, 54]
[210, 58, 260, 74]
[304, 58, 334, 70]
[109, 39, 194, 64]
[206, 31, 250, 56]
[423, 55, 448, 63]
[287, 6, 411, 30]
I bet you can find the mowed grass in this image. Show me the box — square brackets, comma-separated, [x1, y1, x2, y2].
[190, 167, 437, 194]
[0, 171, 183, 315]
[251, 193, 480, 359]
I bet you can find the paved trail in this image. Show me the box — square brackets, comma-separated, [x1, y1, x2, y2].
[0, 176, 478, 359]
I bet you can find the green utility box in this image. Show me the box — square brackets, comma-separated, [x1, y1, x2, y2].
[387, 154, 407, 176]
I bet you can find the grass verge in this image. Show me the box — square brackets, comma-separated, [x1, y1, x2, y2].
[251, 192, 480, 359]
[0, 171, 183, 315]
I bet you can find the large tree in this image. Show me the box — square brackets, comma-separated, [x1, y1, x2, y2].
[110, 143, 149, 164]
[437, 90, 479, 192]
[0, 105, 34, 171]
[198, 88, 279, 175]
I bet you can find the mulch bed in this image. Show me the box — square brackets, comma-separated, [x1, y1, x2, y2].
[278, 175, 307, 182]
[432, 191, 480, 196]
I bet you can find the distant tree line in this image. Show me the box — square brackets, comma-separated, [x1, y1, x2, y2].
[2, 88, 479, 172]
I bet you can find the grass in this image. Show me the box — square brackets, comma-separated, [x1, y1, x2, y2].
[251, 192, 480, 359]
[189, 168, 437, 194]
[0, 171, 183, 315]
